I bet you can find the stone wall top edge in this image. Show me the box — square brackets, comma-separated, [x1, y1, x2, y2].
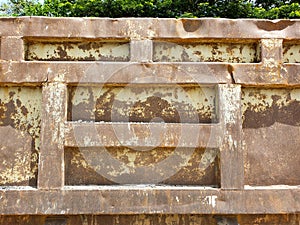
[1, 16, 300, 21]
[0, 17, 300, 39]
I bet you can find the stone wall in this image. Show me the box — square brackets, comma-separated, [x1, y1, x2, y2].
[0, 17, 299, 224]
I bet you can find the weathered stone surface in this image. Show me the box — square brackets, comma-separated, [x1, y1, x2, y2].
[65, 147, 220, 186]
[0, 18, 300, 39]
[218, 85, 243, 190]
[68, 85, 216, 123]
[38, 83, 67, 189]
[25, 40, 130, 61]
[64, 122, 220, 148]
[1, 36, 24, 61]
[153, 40, 260, 63]
[0, 214, 299, 225]
[0, 86, 41, 186]
[0, 188, 299, 214]
[0, 17, 299, 223]
[0, 126, 33, 185]
[242, 88, 300, 185]
[283, 41, 300, 63]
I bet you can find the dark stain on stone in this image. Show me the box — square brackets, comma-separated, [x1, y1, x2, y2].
[64, 147, 116, 186]
[227, 64, 234, 75]
[243, 93, 300, 128]
[68, 87, 95, 121]
[71, 87, 214, 123]
[227, 64, 235, 84]
[78, 42, 96, 51]
[21, 105, 28, 116]
[162, 148, 220, 186]
[154, 41, 260, 63]
[16, 99, 22, 107]
[26, 41, 129, 61]
[95, 89, 116, 122]
[215, 217, 239, 225]
[255, 20, 295, 31]
[64, 147, 220, 186]
[283, 43, 293, 56]
[106, 147, 175, 167]
[0, 87, 41, 186]
[0, 99, 17, 126]
[9, 91, 15, 98]
[181, 50, 191, 61]
[56, 46, 68, 59]
[129, 96, 180, 123]
[182, 19, 201, 32]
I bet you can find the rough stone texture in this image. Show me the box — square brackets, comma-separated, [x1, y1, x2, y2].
[130, 40, 153, 62]
[38, 82, 67, 189]
[68, 85, 216, 123]
[0, 86, 41, 186]
[218, 85, 243, 190]
[0, 17, 299, 224]
[65, 147, 220, 186]
[1, 36, 24, 61]
[25, 40, 130, 61]
[242, 88, 300, 186]
[283, 41, 300, 63]
[0, 126, 33, 185]
[153, 40, 260, 63]
[67, 215, 218, 225]
[0, 214, 299, 225]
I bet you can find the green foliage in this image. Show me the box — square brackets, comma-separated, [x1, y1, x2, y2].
[1, 0, 300, 19]
[0, 0, 42, 16]
[196, 0, 254, 18]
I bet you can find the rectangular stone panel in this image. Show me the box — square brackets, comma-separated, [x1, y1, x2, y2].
[64, 147, 220, 186]
[25, 39, 130, 61]
[153, 40, 261, 63]
[67, 215, 218, 225]
[0, 86, 42, 186]
[283, 41, 300, 63]
[242, 88, 300, 186]
[68, 85, 217, 123]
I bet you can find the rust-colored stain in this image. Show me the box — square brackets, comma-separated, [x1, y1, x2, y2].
[153, 41, 260, 63]
[181, 19, 202, 32]
[242, 88, 300, 186]
[25, 40, 130, 61]
[0, 87, 41, 186]
[68, 86, 216, 123]
[242, 88, 300, 128]
[283, 42, 300, 63]
[65, 147, 220, 186]
[255, 20, 295, 31]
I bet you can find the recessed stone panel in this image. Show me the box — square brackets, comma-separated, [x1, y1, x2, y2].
[154, 40, 261, 63]
[68, 85, 217, 123]
[242, 88, 300, 186]
[65, 147, 220, 186]
[25, 39, 130, 61]
[0, 86, 42, 186]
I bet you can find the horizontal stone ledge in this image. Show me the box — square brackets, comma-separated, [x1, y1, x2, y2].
[0, 187, 298, 214]
[233, 64, 300, 86]
[0, 61, 48, 84]
[1, 17, 300, 39]
[64, 122, 221, 148]
[1, 62, 300, 86]
[0, 62, 232, 84]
